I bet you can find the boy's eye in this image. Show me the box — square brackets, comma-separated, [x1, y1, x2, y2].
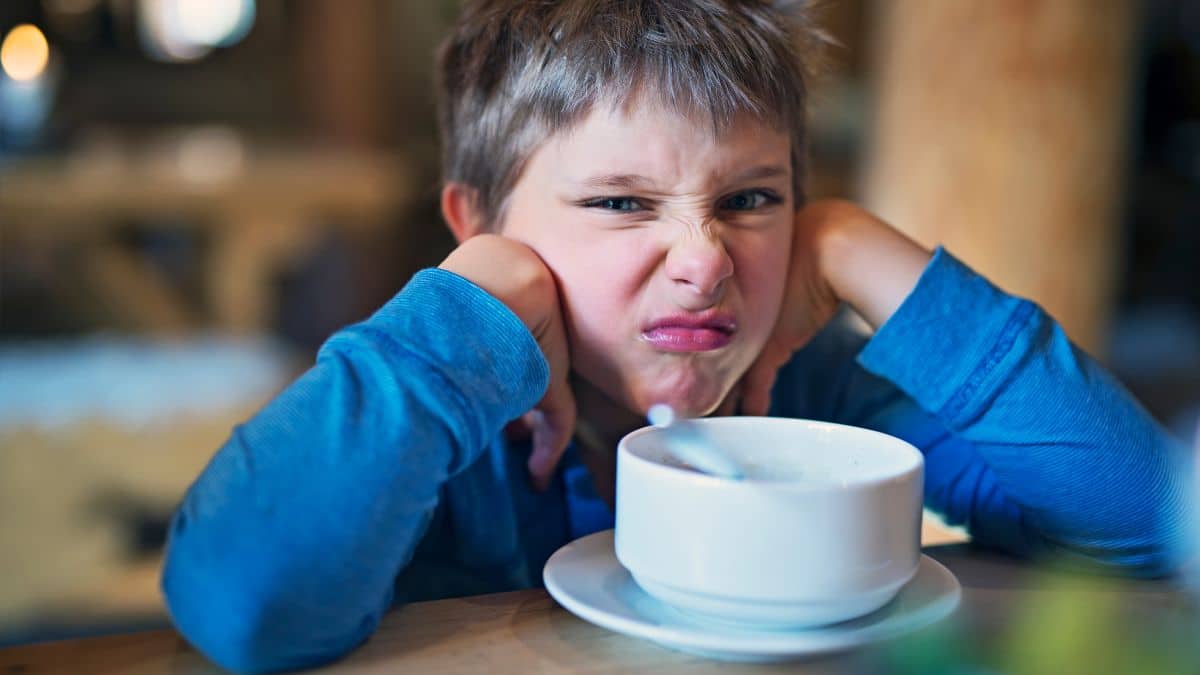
[720, 190, 779, 211]
[584, 197, 644, 212]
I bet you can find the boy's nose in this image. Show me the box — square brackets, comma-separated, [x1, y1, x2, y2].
[664, 232, 734, 302]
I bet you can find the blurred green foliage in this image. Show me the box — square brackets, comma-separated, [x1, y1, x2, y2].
[882, 574, 1199, 675]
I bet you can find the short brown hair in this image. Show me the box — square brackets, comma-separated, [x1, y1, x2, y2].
[437, 0, 827, 227]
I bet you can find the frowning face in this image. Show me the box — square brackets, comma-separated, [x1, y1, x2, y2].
[498, 98, 794, 417]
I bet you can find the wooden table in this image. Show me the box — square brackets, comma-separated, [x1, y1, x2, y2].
[1, 545, 1195, 675]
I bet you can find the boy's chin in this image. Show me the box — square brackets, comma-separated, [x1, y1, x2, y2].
[630, 383, 732, 419]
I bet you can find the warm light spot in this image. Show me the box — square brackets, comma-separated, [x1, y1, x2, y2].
[1, 24, 50, 82]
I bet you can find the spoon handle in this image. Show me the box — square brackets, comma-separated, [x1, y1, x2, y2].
[662, 421, 745, 479]
[647, 405, 743, 479]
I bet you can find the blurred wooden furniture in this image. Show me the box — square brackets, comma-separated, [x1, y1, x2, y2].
[0, 143, 410, 334]
[864, 1, 1138, 354]
[1, 543, 1191, 675]
[0, 403, 274, 643]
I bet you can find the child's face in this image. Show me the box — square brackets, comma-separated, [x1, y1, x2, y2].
[500, 99, 794, 417]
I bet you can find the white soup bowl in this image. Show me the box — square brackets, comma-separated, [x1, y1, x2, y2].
[614, 416, 923, 628]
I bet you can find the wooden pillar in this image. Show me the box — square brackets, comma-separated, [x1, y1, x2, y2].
[862, 1, 1139, 355]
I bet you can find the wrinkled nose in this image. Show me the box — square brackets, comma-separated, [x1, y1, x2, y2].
[664, 230, 734, 304]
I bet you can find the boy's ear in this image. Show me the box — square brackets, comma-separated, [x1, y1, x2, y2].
[441, 182, 487, 244]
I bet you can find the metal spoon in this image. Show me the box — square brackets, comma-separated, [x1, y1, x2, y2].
[647, 403, 744, 480]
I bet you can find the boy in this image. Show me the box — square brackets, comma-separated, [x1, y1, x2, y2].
[162, 1, 1192, 672]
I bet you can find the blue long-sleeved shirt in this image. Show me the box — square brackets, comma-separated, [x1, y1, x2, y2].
[161, 248, 1193, 672]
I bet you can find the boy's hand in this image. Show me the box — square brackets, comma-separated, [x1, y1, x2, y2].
[736, 202, 840, 416]
[738, 200, 932, 416]
[439, 235, 576, 490]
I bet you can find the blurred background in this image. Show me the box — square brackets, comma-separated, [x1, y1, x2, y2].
[0, 0, 1197, 650]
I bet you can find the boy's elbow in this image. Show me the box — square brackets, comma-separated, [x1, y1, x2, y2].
[165, 582, 373, 673]
[162, 549, 375, 673]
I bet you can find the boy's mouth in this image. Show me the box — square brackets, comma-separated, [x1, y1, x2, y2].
[641, 313, 737, 352]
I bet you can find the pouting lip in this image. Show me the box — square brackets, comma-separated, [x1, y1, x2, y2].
[642, 312, 737, 334]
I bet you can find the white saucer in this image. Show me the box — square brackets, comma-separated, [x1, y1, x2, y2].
[543, 530, 961, 662]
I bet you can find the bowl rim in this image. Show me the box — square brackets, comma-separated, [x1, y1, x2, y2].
[617, 416, 924, 492]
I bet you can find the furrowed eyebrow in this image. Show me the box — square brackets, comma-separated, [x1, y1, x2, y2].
[728, 165, 789, 183]
[579, 174, 656, 190]
[576, 165, 789, 191]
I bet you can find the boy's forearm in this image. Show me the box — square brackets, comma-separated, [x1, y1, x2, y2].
[813, 207, 1190, 572]
[161, 270, 549, 672]
[817, 208, 933, 330]
[854, 249, 1192, 574]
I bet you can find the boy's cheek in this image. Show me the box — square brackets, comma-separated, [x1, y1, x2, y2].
[739, 261, 790, 335]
